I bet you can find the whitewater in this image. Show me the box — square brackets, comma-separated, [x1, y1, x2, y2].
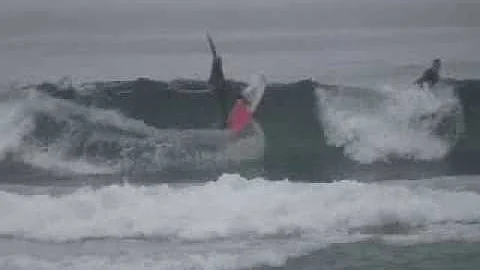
[1, 0, 480, 269]
[1, 174, 480, 269]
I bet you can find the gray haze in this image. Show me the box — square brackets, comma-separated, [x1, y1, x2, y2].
[1, 0, 478, 38]
[0, 0, 479, 83]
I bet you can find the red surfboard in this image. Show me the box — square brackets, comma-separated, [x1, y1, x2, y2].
[227, 99, 253, 134]
[226, 74, 266, 135]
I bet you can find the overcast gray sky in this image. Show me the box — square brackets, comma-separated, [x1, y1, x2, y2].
[1, 0, 478, 83]
[1, 0, 478, 39]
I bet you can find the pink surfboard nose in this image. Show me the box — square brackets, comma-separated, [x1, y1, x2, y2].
[227, 99, 253, 134]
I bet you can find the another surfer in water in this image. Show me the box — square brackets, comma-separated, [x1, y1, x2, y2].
[415, 58, 442, 89]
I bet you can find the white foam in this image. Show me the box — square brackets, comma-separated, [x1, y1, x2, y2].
[0, 84, 265, 175]
[0, 87, 141, 174]
[1, 174, 479, 243]
[316, 84, 462, 163]
[1, 174, 480, 270]
[0, 251, 288, 270]
[0, 85, 258, 175]
[0, 99, 35, 160]
[19, 150, 118, 175]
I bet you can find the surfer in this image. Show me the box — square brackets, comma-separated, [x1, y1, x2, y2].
[206, 32, 266, 134]
[206, 32, 229, 128]
[414, 58, 442, 89]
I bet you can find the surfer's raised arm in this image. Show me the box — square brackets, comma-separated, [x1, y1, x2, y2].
[206, 32, 217, 59]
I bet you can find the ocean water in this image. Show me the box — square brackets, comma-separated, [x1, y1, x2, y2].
[1, 0, 480, 269]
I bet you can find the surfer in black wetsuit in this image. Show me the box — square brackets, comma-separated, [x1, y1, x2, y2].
[415, 58, 442, 89]
[206, 33, 230, 128]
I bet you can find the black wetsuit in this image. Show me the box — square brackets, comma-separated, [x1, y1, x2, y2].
[208, 56, 229, 128]
[416, 67, 440, 89]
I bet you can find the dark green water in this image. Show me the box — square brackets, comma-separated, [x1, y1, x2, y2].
[255, 241, 480, 270]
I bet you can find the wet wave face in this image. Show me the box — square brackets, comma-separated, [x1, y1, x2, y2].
[0, 77, 477, 182]
[0, 174, 480, 269]
[0, 81, 265, 182]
